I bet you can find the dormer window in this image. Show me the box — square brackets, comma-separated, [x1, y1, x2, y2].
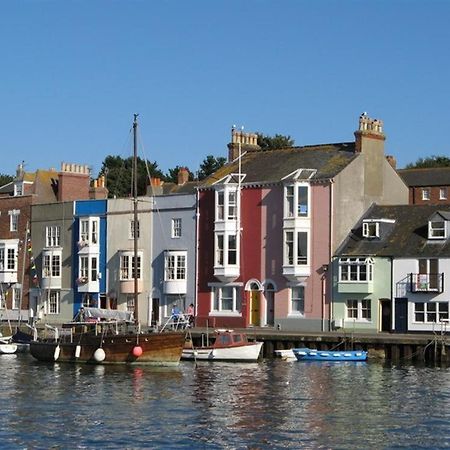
[362, 221, 379, 238]
[429, 220, 446, 239]
[14, 182, 23, 196]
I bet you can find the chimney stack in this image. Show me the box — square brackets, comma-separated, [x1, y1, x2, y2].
[89, 175, 108, 199]
[58, 162, 90, 201]
[177, 167, 189, 186]
[227, 127, 260, 161]
[386, 155, 397, 169]
[354, 113, 385, 153]
[147, 177, 163, 195]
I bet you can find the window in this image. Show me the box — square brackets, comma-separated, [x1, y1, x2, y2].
[46, 226, 60, 247]
[48, 291, 60, 314]
[12, 288, 21, 309]
[346, 299, 371, 320]
[14, 183, 23, 196]
[80, 219, 89, 242]
[164, 253, 186, 280]
[215, 233, 238, 266]
[429, 220, 446, 239]
[228, 235, 237, 265]
[127, 295, 135, 313]
[212, 286, 241, 313]
[339, 258, 373, 282]
[79, 256, 89, 281]
[82, 294, 95, 308]
[414, 302, 449, 323]
[362, 222, 379, 238]
[172, 218, 182, 238]
[91, 256, 98, 282]
[440, 188, 448, 200]
[120, 254, 142, 280]
[291, 286, 304, 315]
[422, 188, 430, 201]
[284, 184, 309, 218]
[228, 191, 237, 219]
[9, 210, 19, 232]
[217, 192, 224, 220]
[42, 253, 61, 278]
[130, 220, 140, 239]
[284, 231, 308, 266]
[7, 249, 15, 270]
[216, 234, 224, 266]
[216, 188, 239, 222]
[79, 217, 99, 245]
[0, 247, 16, 272]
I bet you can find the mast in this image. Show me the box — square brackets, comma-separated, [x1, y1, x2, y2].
[133, 114, 139, 323]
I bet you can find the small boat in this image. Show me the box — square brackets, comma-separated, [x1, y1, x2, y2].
[292, 347, 368, 362]
[182, 329, 263, 362]
[29, 307, 185, 365]
[274, 349, 296, 361]
[0, 334, 17, 354]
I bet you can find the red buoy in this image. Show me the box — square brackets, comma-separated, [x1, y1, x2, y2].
[132, 346, 143, 357]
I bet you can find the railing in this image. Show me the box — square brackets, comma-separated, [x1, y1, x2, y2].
[409, 273, 444, 293]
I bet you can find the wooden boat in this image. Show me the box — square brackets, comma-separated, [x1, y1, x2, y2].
[293, 347, 368, 362]
[182, 329, 263, 362]
[30, 307, 185, 365]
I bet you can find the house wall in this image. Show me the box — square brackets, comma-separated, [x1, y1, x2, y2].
[107, 197, 152, 324]
[409, 186, 450, 205]
[151, 193, 196, 324]
[332, 257, 392, 333]
[30, 202, 75, 324]
[393, 258, 450, 333]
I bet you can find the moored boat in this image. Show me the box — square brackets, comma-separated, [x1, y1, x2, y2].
[182, 329, 263, 362]
[30, 307, 185, 365]
[292, 347, 368, 362]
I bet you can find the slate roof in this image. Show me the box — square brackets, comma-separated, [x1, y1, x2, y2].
[398, 167, 450, 187]
[0, 170, 58, 202]
[161, 181, 198, 195]
[200, 142, 357, 187]
[337, 204, 450, 258]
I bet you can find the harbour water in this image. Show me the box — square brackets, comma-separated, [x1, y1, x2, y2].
[0, 354, 449, 449]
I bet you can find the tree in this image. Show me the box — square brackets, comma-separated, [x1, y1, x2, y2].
[0, 173, 13, 188]
[98, 155, 164, 198]
[165, 166, 194, 184]
[198, 155, 226, 180]
[404, 155, 450, 169]
[256, 133, 295, 151]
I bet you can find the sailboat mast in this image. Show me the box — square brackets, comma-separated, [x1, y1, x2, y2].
[133, 114, 139, 323]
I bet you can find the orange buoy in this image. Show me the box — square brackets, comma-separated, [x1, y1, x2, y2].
[132, 346, 143, 357]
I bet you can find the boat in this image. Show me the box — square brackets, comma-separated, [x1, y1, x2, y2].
[292, 347, 368, 362]
[274, 349, 296, 361]
[29, 115, 186, 365]
[182, 329, 263, 362]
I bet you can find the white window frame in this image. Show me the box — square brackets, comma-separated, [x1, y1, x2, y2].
[14, 182, 23, 196]
[414, 302, 449, 323]
[42, 252, 61, 278]
[130, 220, 140, 240]
[48, 290, 60, 315]
[172, 218, 182, 238]
[284, 183, 309, 218]
[12, 288, 21, 310]
[211, 286, 241, 313]
[215, 187, 239, 222]
[164, 252, 186, 281]
[439, 188, 448, 200]
[339, 257, 373, 282]
[290, 286, 305, 316]
[215, 232, 238, 267]
[284, 230, 308, 266]
[120, 252, 142, 281]
[0, 244, 18, 272]
[126, 295, 135, 313]
[428, 220, 446, 239]
[346, 299, 372, 321]
[46, 225, 61, 247]
[362, 222, 379, 238]
[79, 217, 100, 246]
[9, 210, 19, 232]
[422, 188, 430, 201]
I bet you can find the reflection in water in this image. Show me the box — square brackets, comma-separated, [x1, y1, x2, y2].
[0, 355, 449, 449]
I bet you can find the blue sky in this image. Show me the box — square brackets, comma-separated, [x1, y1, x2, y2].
[1, 1, 449, 178]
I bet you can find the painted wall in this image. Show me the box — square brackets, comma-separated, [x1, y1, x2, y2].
[107, 197, 152, 324]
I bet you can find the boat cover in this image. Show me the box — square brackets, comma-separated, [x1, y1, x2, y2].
[81, 307, 132, 322]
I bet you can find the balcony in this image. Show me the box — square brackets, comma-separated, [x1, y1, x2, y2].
[409, 273, 444, 293]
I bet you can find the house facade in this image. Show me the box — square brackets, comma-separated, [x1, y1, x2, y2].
[196, 114, 409, 331]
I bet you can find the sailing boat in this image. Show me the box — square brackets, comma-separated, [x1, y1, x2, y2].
[29, 115, 186, 365]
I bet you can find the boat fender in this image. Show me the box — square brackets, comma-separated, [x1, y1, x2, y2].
[75, 345, 81, 358]
[94, 348, 106, 362]
[54, 345, 61, 361]
[132, 346, 143, 357]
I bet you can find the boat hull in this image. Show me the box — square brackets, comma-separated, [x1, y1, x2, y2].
[30, 331, 185, 365]
[0, 343, 17, 354]
[182, 342, 263, 362]
[293, 348, 368, 362]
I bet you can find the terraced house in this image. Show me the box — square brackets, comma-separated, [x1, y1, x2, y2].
[195, 114, 408, 331]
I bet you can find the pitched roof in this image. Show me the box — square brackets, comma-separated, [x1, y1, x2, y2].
[161, 181, 198, 195]
[398, 167, 450, 187]
[200, 142, 357, 187]
[337, 204, 450, 258]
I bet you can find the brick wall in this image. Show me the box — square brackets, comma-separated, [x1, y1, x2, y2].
[410, 186, 450, 205]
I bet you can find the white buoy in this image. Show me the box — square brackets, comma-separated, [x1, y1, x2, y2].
[75, 345, 81, 358]
[54, 345, 61, 361]
[93, 348, 106, 362]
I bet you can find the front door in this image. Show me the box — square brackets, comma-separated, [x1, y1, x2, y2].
[152, 298, 160, 326]
[395, 298, 408, 333]
[380, 299, 391, 332]
[250, 291, 260, 326]
[266, 290, 274, 326]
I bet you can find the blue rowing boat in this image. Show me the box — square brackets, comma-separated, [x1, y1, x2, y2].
[292, 347, 368, 362]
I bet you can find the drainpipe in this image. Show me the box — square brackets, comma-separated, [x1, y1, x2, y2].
[194, 189, 200, 324]
[328, 179, 335, 331]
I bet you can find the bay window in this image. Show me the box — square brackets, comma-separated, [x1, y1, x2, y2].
[339, 258, 373, 282]
[165, 253, 186, 281]
[284, 231, 308, 266]
[284, 184, 309, 218]
[120, 254, 142, 280]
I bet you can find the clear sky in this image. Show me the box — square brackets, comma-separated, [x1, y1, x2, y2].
[1, 1, 449, 178]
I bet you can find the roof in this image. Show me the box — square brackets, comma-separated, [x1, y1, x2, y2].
[200, 142, 357, 187]
[398, 167, 450, 187]
[161, 181, 199, 195]
[337, 204, 450, 258]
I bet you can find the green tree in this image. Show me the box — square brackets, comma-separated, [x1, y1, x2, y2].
[0, 173, 13, 187]
[98, 155, 164, 198]
[165, 166, 194, 184]
[405, 155, 450, 169]
[256, 133, 295, 151]
[198, 155, 226, 180]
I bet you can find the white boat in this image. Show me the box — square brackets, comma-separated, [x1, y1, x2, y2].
[274, 349, 296, 361]
[182, 329, 263, 362]
[0, 336, 17, 354]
